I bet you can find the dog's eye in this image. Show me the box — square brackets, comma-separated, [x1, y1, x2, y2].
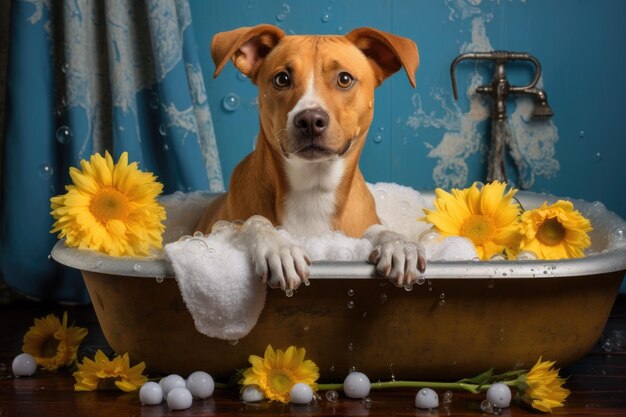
[337, 72, 354, 89]
[273, 71, 291, 89]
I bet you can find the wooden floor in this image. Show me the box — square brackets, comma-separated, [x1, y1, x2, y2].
[1, 295, 625, 417]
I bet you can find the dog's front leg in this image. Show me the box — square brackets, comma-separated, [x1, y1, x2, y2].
[364, 224, 426, 286]
[236, 216, 311, 291]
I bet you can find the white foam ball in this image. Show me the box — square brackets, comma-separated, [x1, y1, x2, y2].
[12, 353, 37, 377]
[290, 383, 313, 404]
[139, 381, 163, 405]
[159, 374, 186, 396]
[343, 372, 371, 398]
[415, 388, 439, 409]
[166, 387, 193, 410]
[242, 385, 265, 402]
[186, 371, 214, 399]
[486, 383, 512, 408]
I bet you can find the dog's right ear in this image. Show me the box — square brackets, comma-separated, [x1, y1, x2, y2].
[211, 24, 285, 80]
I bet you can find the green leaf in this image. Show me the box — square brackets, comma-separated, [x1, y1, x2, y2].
[457, 368, 494, 385]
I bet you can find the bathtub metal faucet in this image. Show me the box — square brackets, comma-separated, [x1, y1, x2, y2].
[450, 51, 553, 184]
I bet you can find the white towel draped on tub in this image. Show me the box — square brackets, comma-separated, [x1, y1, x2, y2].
[163, 183, 478, 341]
[164, 230, 267, 341]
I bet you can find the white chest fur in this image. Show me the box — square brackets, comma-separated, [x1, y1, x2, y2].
[282, 158, 344, 236]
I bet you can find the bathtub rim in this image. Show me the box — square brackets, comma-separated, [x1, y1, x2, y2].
[51, 240, 626, 280]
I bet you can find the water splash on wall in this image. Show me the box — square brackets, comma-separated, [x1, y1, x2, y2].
[408, 0, 559, 189]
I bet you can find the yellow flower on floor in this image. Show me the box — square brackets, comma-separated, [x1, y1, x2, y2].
[518, 200, 592, 260]
[73, 350, 147, 392]
[518, 357, 570, 413]
[50, 151, 166, 257]
[423, 181, 521, 260]
[241, 345, 319, 403]
[22, 311, 88, 371]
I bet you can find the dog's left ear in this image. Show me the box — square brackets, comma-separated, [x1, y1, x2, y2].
[346, 28, 419, 88]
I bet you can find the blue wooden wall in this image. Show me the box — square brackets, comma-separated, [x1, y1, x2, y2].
[191, 0, 626, 221]
[190, 0, 626, 293]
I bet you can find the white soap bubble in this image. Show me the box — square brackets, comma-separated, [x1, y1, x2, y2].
[290, 382, 313, 404]
[167, 387, 193, 410]
[139, 381, 163, 405]
[415, 388, 439, 409]
[12, 353, 37, 377]
[186, 371, 214, 399]
[159, 374, 186, 396]
[486, 382, 512, 408]
[242, 384, 265, 402]
[343, 371, 370, 398]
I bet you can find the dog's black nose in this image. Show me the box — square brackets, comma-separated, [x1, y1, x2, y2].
[293, 108, 329, 138]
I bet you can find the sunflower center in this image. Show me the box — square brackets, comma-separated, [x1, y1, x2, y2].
[536, 218, 566, 246]
[268, 370, 294, 394]
[460, 214, 497, 245]
[89, 188, 131, 224]
[42, 337, 60, 358]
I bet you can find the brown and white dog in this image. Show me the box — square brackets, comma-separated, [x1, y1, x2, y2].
[197, 24, 426, 290]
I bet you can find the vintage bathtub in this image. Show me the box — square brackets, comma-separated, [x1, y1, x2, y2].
[51, 191, 626, 380]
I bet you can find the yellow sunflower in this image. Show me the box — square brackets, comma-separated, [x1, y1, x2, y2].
[518, 200, 592, 260]
[73, 349, 147, 392]
[240, 345, 319, 403]
[518, 357, 570, 413]
[22, 311, 88, 371]
[423, 181, 521, 260]
[50, 151, 166, 257]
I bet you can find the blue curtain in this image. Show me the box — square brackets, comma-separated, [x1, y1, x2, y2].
[1, 0, 224, 303]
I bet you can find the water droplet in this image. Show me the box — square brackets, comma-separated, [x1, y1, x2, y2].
[325, 390, 338, 403]
[329, 364, 335, 372]
[516, 250, 537, 261]
[416, 276, 425, 285]
[178, 235, 192, 242]
[419, 229, 440, 243]
[228, 339, 239, 346]
[335, 26, 344, 34]
[55, 126, 73, 144]
[347, 300, 355, 309]
[487, 279, 495, 289]
[380, 293, 387, 303]
[601, 369, 607, 375]
[47, 254, 52, 260]
[579, 130, 585, 138]
[321, 13, 331, 23]
[159, 124, 167, 136]
[609, 226, 626, 248]
[480, 399, 494, 413]
[489, 253, 506, 261]
[285, 289, 294, 297]
[594, 151, 603, 162]
[61, 63, 69, 73]
[193, 231, 204, 237]
[361, 396, 372, 408]
[347, 289, 354, 297]
[38, 164, 54, 179]
[149, 92, 160, 109]
[94, 261, 104, 270]
[237, 72, 248, 81]
[246, 0, 253, 8]
[163, 144, 169, 151]
[222, 93, 241, 112]
[471, 257, 481, 262]
[440, 292, 445, 299]
[362, 312, 367, 318]
[443, 390, 453, 404]
[347, 342, 353, 351]
[155, 276, 164, 283]
[404, 283, 413, 292]
[133, 263, 143, 272]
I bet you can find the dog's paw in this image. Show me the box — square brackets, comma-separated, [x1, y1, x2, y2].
[365, 226, 426, 286]
[239, 216, 311, 291]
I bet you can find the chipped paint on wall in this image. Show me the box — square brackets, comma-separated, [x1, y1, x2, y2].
[408, 0, 559, 189]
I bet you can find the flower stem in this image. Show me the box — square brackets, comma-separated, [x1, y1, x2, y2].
[318, 379, 518, 395]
